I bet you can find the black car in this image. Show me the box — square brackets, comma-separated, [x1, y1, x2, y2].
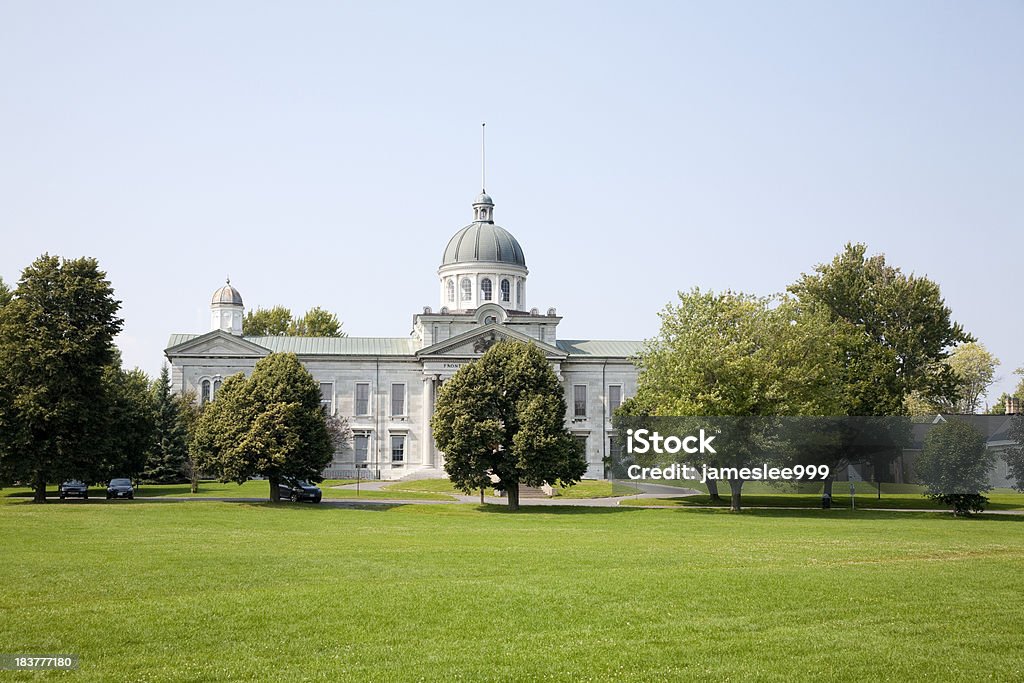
[106, 478, 134, 499]
[59, 480, 89, 500]
[279, 479, 322, 503]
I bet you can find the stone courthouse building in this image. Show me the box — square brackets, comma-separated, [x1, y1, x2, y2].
[165, 191, 641, 479]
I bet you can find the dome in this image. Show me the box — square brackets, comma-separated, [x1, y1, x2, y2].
[474, 192, 493, 205]
[442, 223, 526, 267]
[211, 280, 243, 306]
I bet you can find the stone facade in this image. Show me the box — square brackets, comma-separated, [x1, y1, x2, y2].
[165, 192, 641, 479]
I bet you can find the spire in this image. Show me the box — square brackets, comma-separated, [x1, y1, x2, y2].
[473, 123, 494, 222]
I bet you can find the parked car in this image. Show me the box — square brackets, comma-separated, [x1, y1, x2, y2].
[59, 480, 89, 500]
[278, 479, 322, 503]
[106, 478, 135, 500]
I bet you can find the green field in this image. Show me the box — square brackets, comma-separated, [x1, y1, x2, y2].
[1, 500, 1022, 681]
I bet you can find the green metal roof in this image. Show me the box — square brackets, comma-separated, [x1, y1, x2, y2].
[556, 340, 644, 358]
[166, 334, 417, 356]
[167, 334, 641, 359]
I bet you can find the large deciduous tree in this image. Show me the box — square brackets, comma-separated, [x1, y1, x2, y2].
[789, 243, 972, 414]
[0, 255, 123, 502]
[906, 342, 999, 416]
[242, 305, 293, 336]
[431, 340, 586, 511]
[916, 419, 994, 516]
[788, 244, 972, 494]
[99, 364, 157, 482]
[622, 289, 844, 510]
[190, 353, 333, 501]
[243, 306, 346, 337]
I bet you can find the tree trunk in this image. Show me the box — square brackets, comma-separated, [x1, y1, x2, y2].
[706, 478, 722, 502]
[268, 476, 280, 503]
[33, 471, 47, 504]
[33, 473, 48, 505]
[190, 472, 199, 494]
[506, 484, 520, 512]
[729, 478, 743, 512]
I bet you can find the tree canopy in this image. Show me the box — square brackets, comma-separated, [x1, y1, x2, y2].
[191, 353, 333, 501]
[916, 419, 994, 516]
[0, 255, 123, 502]
[431, 340, 586, 511]
[788, 243, 973, 416]
[907, 342, 999, 416]
[243, 305, 345, 337]
[622, 288, 845, 510]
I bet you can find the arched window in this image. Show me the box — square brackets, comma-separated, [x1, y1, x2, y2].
[500, 279, 510, 302]
[461, 278, 472, 301]
[201, 380, 211, 405]
[213, 379, 222, 399]
[446, 279, 455, 303]
[516, 281, 523, 307]
[481, 278, 492, 301]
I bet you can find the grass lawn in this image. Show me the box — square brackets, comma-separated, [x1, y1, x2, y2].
[385, 478, 634, 499]
[0, 501, 1022, 680]
[618, 483, 1024, 511]
[0, 480, 456, 503]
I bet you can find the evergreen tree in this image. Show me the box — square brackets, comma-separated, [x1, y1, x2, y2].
[144, 366, 190, 483]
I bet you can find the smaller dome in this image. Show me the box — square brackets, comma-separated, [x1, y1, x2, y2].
[474, 192, 493, 205]
[211, 280, 243, 306]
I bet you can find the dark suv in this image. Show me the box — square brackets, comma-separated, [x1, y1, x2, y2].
[106, 478, 135, 499]
[59, 480, 89, 499]
[278, 479, 322, 503]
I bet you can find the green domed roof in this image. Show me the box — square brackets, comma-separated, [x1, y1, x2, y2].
[442, 222, 526, 267]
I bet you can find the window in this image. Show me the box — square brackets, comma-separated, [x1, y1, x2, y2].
[320, 382, 334, 415]
[516, 280, 523, 307]
[608, 385, 622, 415]
[484, 315, 497, 325]
[391, 383, 406, 416]
[609, 436, 623, 459]
[354, 434, 370, 466]
[201, 379, 211, 405]
[355, 382, 370, 416]
[461, 278, 472, 301]
[446, 279, 455, 303]
[391, 434, 406, 464]
[213, 379, 222, 398]
[500, 279, 510, 302]
[575, 435, 588, 456]
[481, 278, 492, 301]
[574, 385, 588, 418]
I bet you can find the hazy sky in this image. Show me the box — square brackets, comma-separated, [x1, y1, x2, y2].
[1, 2, 1021, 405]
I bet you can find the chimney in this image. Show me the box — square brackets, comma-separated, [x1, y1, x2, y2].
[1007, 397, 1021, 415]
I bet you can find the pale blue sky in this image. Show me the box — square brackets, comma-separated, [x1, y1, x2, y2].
[1, 1, 1021, 405]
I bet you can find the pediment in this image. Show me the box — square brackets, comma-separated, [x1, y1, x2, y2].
[417, 323, 567, 360]
[165, 330, 270, 358]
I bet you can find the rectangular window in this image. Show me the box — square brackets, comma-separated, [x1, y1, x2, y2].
[575, 435, 588, 456]
[391, 383, 406, 417]
[354, 434, 370, 466]
[608, 385, 622, 415]
[573, 384, 588, 418]
[609, 436, 623, 459]
[319, 382, 334, 415]
[355, 382, 370, 416]
[391, 434, 405, 464]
